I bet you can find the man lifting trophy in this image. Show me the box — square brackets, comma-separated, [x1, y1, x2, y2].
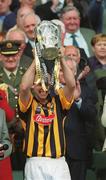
[34, 20, 62, 91]
[18, 19, 75, 180]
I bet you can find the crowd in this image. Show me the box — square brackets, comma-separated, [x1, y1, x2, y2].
[0, 0, 106, 180]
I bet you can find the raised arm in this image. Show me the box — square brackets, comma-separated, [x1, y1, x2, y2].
[60, 50, 75, 101]
[19, 61, 36, 106]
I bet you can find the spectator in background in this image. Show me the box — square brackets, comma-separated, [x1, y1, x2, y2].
[87, 0, 104, 33]
[22, 12, 41, 58]
[3, 28, 32, 68]
[64, 0, 91, 28]
[16, 6, 34, 30]
[19, 0, 36, 9]
[60, 5, 95, 57]
[59, 45, 97, 180]
[0, 0, 16, 32]
[35, 0, 62, 20]
[7, 6, 35, 35]
[10, 0, 20, 14]
[0, 28, 33, 169]
[3, 0, 37, 32]
[35, 0, 90, 28]
[89, 33, 106, 150]
[0, 108, 13, 180]
[10, 0, 36, 15]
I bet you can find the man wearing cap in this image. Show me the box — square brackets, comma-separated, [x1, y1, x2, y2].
[0, 38, 30, 170]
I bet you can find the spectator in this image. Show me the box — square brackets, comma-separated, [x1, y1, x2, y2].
[35, 0, 90, 27]
[18, 46, 75, 179]
[0, 108, 13, 180]
[35, 0, 63, 20]
[64, 0, 91, 28]
[59, 45, 97, 180]
[60, 5, 95, 57]
[4, 28, 33, 68]
[6, 6, 35, 33]
[0, 0, 16, 32]
[16, 6, 34, 30]
[19, 0, 36, 9]
[10, 0, 36, 14]
[22, 12, 41, 58]
[0, 36, 32, 170]
[87, 0, 104, 33]
[89, 33, 106, 150]
[10, 0, 20, 14]
[3, 0, 37, 32]
[63, 45, 90, 76]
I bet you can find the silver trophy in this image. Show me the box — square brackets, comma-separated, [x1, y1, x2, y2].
[34, 20, 62, 91]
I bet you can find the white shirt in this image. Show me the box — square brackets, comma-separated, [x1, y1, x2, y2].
[26, 37, 35, 49]
[64, 30, 90, 57]
[29, 40, 35, 49]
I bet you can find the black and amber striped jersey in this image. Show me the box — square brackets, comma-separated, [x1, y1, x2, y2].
[18, 88, 73, 158]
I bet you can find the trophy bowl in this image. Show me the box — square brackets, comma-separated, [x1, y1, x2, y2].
[34, 20, 61, 91]
[41, 47, 59, 60]
[35, 20, 61, 61]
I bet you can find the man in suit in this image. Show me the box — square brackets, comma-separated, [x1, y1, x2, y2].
[22, 12, 41, 59]
[60, 5, 95, 57]
[59, 45, 97, 180]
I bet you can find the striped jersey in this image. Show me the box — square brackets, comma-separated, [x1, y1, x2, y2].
[18, 88, 73, 158]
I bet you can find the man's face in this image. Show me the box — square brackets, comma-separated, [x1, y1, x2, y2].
[93, 40, 106, 60]
[19, 0, 35, 8]
[33, 83, 49, 101]
[65, 46, 80, 63]
[61, 10, 80, 33]
[17, 7, 33, 29]
[23, 14, 36, 40]
[59, 47, 79, 84]
[2, 53, 21, 72]
[0, 0, 11, 15]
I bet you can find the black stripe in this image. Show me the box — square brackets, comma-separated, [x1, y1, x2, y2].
[50, 122, 56, 158]
[32, 123, 38, 156]
[24, 105, 32, 154]
[55, 96, 65, 155]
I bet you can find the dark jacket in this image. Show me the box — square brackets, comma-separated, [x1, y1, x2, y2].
[65, 80, 97, 161]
